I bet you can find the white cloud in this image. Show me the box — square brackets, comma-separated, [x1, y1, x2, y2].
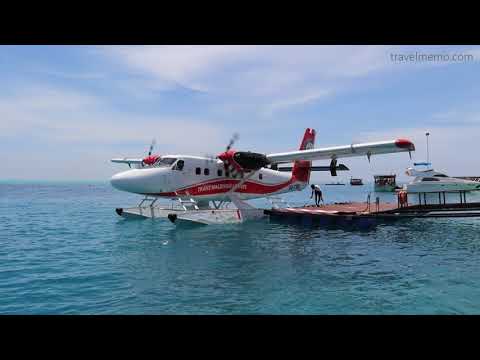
[0, 87, 224, 146]
[430, 108, 480, 126]
[0, 86, 228, 180]
[263, 89, 332, 116]
[104, 45, 261, 92]
[100, 45, 480, 118]
[100, 45, 408, 115]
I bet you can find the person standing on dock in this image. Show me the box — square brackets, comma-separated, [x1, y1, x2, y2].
[310, 184, 324, 206]
[397, 190, 408, 208]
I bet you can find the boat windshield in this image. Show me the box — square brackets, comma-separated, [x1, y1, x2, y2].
[434, 174, 448, 177]
[375, 176, 395, 185]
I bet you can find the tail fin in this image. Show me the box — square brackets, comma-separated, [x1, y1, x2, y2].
[292, 128, 316, 183]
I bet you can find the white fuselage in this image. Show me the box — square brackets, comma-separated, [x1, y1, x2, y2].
[110, 155, 305, 200]
[403, 168, 480, 193]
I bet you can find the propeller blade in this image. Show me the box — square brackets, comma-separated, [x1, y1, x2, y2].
[204, 154, 216, 166]
[222, 169, 257, 202]
[226, 133, 239, 151]
[223, 158, 242, 179]
[148, 139, 156, 156]
[220, 132, 242, 179]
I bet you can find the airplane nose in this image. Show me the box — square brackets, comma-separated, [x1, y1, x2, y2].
[110, 171, 132, 192]
[110, 169, 167, 194]
[110, 173, 122, 190]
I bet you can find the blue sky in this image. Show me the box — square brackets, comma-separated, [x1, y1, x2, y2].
[1, 45, 480, 181]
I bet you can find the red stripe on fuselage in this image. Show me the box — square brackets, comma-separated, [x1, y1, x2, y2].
[148, 178, 297, 197]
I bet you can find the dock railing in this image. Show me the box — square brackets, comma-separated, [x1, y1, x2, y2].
[415, 190, 468, 206]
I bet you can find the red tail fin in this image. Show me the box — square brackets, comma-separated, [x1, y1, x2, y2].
[292, 128, 316, 183]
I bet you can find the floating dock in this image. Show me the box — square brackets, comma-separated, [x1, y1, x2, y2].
[265, 200, 480, 229]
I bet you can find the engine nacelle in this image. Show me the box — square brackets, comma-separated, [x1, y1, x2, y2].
[218, 150, 269, 172]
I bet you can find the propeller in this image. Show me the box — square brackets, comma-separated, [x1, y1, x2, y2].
[221, 133, 242, 179]
[142, 139, 160, 167]
[217, 132, 257, 202]
[204, 153, 217, 167]
[148, 138, 156, 156]
[223, 170, 257, 201]
[226, 133, 239, 152]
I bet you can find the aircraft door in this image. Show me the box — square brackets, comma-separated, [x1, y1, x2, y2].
[170, 159, 186, 189]
[160, 173, 170, 193]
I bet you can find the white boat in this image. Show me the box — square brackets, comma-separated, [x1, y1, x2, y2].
[403, 163, 480, 193]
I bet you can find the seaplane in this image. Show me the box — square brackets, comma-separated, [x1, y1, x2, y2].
[110, 128, 415, 225]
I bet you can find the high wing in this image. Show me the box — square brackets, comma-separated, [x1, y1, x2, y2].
[266, 139, 415, 163]
[111, 158, 144, 165]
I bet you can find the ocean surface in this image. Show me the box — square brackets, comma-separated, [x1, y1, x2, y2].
[1, 181, 480, 314]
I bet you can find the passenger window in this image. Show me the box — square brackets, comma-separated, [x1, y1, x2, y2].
[204, 168, 210, 176]
[259, 173, 263, 180]
[217, 169, 223, 177]
[225, 170, 230, 178]
[196, 167, 201, 175]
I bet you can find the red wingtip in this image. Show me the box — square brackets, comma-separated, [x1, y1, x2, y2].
[395, 138, 415, 151]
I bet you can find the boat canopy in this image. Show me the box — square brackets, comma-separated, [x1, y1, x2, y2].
[374, 174, 396, 178]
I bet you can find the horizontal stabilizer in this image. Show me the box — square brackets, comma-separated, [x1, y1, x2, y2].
[278, 164, 349, 172]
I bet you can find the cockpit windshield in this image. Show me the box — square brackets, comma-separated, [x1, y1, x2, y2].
[154, 157, 177, 167]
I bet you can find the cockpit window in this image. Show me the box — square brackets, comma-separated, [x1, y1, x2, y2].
[174, 160, 184, 171]
[154, 158, 177, 167]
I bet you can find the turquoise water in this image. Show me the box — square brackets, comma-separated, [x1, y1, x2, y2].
[1, 181, 480, 314]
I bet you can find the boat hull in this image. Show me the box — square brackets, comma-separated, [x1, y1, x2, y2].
[374, 184, 397, 192]
[405, 182, 480, 193]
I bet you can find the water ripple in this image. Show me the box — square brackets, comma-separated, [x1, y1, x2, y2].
[1, 183, 480, 314]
